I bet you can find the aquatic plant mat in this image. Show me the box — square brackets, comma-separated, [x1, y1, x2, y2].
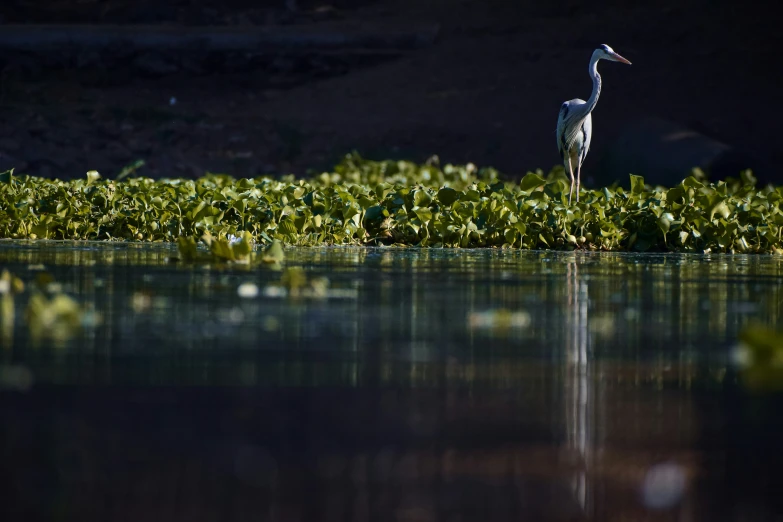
[0, 154, 778, 253]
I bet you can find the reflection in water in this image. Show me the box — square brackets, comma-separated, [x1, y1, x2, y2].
[0, 241, 783, 520]
[565, 259, 590, 514]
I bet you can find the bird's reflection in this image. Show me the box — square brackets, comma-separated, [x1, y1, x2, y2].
[565, 257, 591, 514]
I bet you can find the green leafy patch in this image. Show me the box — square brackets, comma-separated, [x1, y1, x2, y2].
[0, 154, 777, 253]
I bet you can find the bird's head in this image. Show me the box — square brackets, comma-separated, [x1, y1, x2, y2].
[595, 44, 632, 65]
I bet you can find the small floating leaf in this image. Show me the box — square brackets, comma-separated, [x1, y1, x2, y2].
[177, 236, 199, 263]
[261, 240, 285, 264]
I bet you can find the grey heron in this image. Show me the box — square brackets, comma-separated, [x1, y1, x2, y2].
[556, 44, 631, 204]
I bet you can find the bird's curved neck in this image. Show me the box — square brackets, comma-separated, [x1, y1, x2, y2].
[584, 57, 602, 115]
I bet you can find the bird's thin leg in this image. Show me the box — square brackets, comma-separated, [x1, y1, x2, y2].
[566, 156, 575, 205]
[576, 162, 581, 203]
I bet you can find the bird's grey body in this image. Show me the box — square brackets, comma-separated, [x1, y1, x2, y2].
[557, 99, 593, 167]
[556, 44, 630, 204]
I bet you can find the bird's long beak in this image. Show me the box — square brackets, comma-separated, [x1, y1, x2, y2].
[612, 52, 632, 65]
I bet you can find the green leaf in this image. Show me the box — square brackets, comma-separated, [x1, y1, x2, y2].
[413, 207, 433, 223]
[86, 170, 101, 185]
[658, 213, 672, 234]
[177, 236, 199, 262]
[462, 189, 481, 202]
[261, 240, 285, 264]
[413, 189, 433, 207]
[682, 176, 704, 189]
[364, 205, 386, 222]
[358, 196, 376, 210]
[519, 173, 546, 192]
[230, 231, 255, 260]
[710, 201, 730, 221]
[630, 175, 645, 195]
[437, 187, 460, 206]
[208, 238, 235, 261]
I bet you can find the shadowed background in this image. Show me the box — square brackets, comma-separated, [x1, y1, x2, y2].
[0, 0, 775, 185]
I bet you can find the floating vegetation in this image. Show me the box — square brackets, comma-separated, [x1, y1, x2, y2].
[260, 239, 285, 265]
[733, 323, 783, 392]
[173, 231, 285, 269]
[0, 269, 101, 349]
[263, 267, 356, 300]
[0, 269, 24, 295]
[0, 269, 24, 346]
[0, 154, 775, 253]
[175, 231, 254, 263]
[468, 309, 532, 335]
[26, 292, 88, 348]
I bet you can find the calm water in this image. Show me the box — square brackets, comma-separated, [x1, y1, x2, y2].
[1, 240, 783, 521]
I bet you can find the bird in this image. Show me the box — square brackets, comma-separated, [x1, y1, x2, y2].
[556, 44, 631, 204]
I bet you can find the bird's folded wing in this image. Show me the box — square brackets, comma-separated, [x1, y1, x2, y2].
[563, 115, 587, 151]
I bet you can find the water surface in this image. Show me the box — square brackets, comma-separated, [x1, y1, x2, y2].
[1, 240, 782, 521]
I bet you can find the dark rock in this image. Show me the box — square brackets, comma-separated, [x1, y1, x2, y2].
[597, 117, 762, 187]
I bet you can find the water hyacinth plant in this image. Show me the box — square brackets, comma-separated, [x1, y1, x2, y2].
[0, 154, 778, 253]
